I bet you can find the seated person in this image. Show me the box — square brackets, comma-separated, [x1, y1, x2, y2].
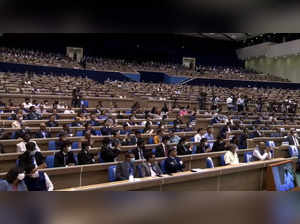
[155, 136, 169, 158]
[54, 141, 76, 167]
[71, 116, 83, 127]
[119, 123, 131, 135]
[165, 147, 185, 174]
[35, 123, 51, 138]
[14, 124, 30, 139]
[18, 142, 46, 170]
[212, 136, 226, 152]
[219, 122, 231, 139]
[56, 133, 68, 151]
[184, 123, 193, 132]
[176, 137, 192, 155]
[253, 142, 272, 161]
[88, 112, 101, 126]
[168, 131, 181, 144]
[77, 112, 87, 122]
[249, 125, 262, 139]
[132, 140, 149, 160]
[140, 153, 163, 177]
[82, 123, 97, 136]
[11, 111, 24, 128]
[46, 114, 59, 127]
[17, 133, 41, 153]
[153, 130, 162, 144]
[0, 167, 27, 191]
[26, 106, 41, 120]
[100, 119, 114, 136]
[24, 164, 54, 191]
[61, 123, 73, 137]
[51, 108, 60, 120]
[203, 127, 215, 141]
[64, 105, 75, 114]
[196, 138, 210, 153]
[116, 152, 138, 181]
[224, 144, 239, 165]
[194, 128, 205, 143]
[101, 138, 121, 163]
[77, 142, 96, 165]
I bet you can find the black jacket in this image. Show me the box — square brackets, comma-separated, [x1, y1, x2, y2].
[132, 147, 150, 160]
[165, 157, 185, 174]
[176, 144, 192, 155]
[155, 144, 168, 158]
[77, 150, 95, 165]
[54, 151, 76, 167]
[101, 146, 120, 163]
[212, 141, 226, 152]
[46, 121, 59, 127]
[18, 151, 45, 169]
[35, 131, 51, 139]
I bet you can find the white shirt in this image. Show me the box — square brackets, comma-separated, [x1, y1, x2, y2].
[64, 109, 75, 114]
[16, 141, 41, 153]
[22, 102, 33, 109]
[148, 163, 157, 177]
[292, 136, 299, 146]
[226, 97, 233, 104]
[194, 133, 202, 143]
[253, 148, 272, 161]
[224, 150, 239, 165]
[44, 172, 54, 191]
[237, 98, 244, 105]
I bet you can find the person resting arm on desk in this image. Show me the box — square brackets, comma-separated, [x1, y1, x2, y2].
[165, 147, 185, 174]
[140, 153, 163, 177]
[224, 144, 239, 165]
[24, 164, 54, 191]
[253, 142, 272, 161]
[116, 152, 138, 181]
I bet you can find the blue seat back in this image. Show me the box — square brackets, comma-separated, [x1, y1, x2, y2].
[190, 137, 195, 142]
[220, 155, 226, 166]
[288, 146, 299, 157]
[192, 145, 197, 154]
[148, 137, 154, 144]
[206, 157, 214, 168]
[11, 132, 16, 139]
[98, 152, 104, 163]
[160, 160, 166, 174]
[137, 164, 143, 178]
[76, 130, 84, 137]
[45, 155, 54, 168]
[72, 142, 79, 149]
[266, 141, 276, 148]
[244, 152, 254, 163]
[95, 130, 102, 136]
[84, 100, 89, 108]
[108, 165, 117, 182]
[74, 154, 78, 164]
[48, 140, 56, 150]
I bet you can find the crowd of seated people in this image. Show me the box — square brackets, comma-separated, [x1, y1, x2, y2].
[0, 72, 300, 191]
[0, 47, 289, 82]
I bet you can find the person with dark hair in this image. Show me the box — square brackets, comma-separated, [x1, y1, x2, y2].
[224, 144, 239, 165]
[88, 112, 101, 126]
[72, 87, 81, 108]
[26, 106, 41, 120]
[165, 147, 185, 174]
[54, 141, 76, 167]
[195, 138, 210, 154]
[176, 137, 192, 155]
[24, 163, 54, 191]
[14, 123, 30, 139]
[219, 122, 231, 139]
[61, 123, 73, 137]
[77, 142, 96, 165]
[0, 167, 27, 191]
[46, 114, 59, 127]
[101, 138, 121, 163]
[18, 142, 46, 170]
[83, 122, 97, 136]
[55, 133, 68, 151]
[132, 140, 148, 160]
[16, 133, 41, 153]
[212, 136, 226, 152]
[115, 152, 138, 181]
[71, 116, 83, 127]
[139, 153, 163, 177]
[100, 119, 114, 136]
[35, 123, 51, 139]
[155, 136, 169, 158]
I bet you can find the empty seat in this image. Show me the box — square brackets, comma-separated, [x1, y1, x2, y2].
[206, 157, 214, 168]
[48, 141, 56, 150]
[108, 165, 117, 182]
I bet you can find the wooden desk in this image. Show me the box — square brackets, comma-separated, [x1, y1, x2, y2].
[58, 158, 297, 191]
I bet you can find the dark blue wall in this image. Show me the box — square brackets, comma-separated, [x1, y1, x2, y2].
[186, 78, 300, 89]
[0, 62, 131, 83]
